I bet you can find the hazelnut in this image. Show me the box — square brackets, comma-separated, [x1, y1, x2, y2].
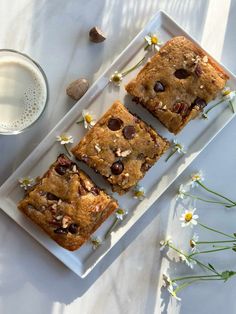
[89, 26, 106, 43]
[66, 78, 89, 101]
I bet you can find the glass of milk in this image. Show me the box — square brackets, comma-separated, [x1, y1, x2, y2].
[0, 49, 48, 135]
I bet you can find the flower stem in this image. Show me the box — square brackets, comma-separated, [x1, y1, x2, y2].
[165, 148, 177, 162]
[204, 99, 225, 116]
[229, 100, 235, 113]
[172, 274, 219, 282]
[76, 119, 83, 124]
[182, 192, 231, 206]
[122, 56, 145, 76]
[189, 247, 231, 257]
[197, 181, 236, 206]
[64, 144, 71, 157]
[199, 222, 235, 239]
[197, 240, 236, 244]
[174, 279, 199, 295]
[104, 218, 120, 239]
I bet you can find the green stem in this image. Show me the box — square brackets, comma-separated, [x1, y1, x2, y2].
[229, 100, 235, 113]
[189, 247, 231, 258]
[122, 56, 145, 76]
[165, 148, 177, 162]
[199, 223, 235, 239]
[197, 240, 236, 244]
[172, 274, 219, 282]
[182, 192, 231, 206]
[64, 144, 71, 157]
[76, 119, 83, 124]
[204, 99, 225, 115]
[105, 218, 119, 239]
[197, 181, 236, 206]
[174, 279, 199, 295]
[212, 245, 233, 249]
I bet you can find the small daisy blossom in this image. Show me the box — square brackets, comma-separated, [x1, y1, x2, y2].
[190, 171, 204, 187]
[56, 134, 74, 145]
[179, 252, 197, 269]
[133, 185, 145, 200]
[19, 177, 34, 190]
[90, 236, 102, 250]
[222, 87, 236, 101]
[82, 110, 96, 129]
[162, 274, 181, 301]
[160, 238, 172, 251]
[180, 208, 199, 228]
[190, 233, 199, 252]
[116, 208, 128, 220]
[110, 71, 123, 86]
[173, 140, 186, 154]
[144, 34, 163, 51]
[176, 184, 187, 200]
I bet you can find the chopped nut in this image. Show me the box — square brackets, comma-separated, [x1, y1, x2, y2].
[58, 199, 62, 205]
[202, 55, 208, 63]
[55, 215, 63, 221]
[89, 26, 106, 43]
[66, 78, 89, 101]
[62, 215, 71, 228]
[94, 143, 101, 153]
[115, 148, 132, 157]
[72, 165, 77, 172]
[200, 85, 204, 89]
[162, 105, 167, 110]
[83, 179, 93, 191]
[51, 203, 57, 210]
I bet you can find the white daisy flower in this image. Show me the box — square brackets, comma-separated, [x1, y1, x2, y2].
[190, 171, 204, 187]
[133, 185, 146, 200]
[144, 34, 163, 51]
[81, 110, 96, 129]
[160, 238, 172, 251]
[56, 134, 74, 145]
[222, 87, 236, 101]
[110, 71, 123, 86]
[179, 252, 197, 269]
[173, 140, 186, 154]
[90, 236, 102, 250]
[190, 233, 199, 253]
[180, 208, 199, 228]
[19, 177, 34, 190]
[162, 274, 181, 301]
[176, 184, 187, 200]
[116, 208, 128, 220]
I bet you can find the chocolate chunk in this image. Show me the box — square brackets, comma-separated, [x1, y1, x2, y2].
[55, 164, 67, 175]
[154, 81, 165, 92]
[173, 102, 189, 115]
[68, 223, 79, 234]
[195, 64, 202, 77]
[91, 187, 100, 195]
[57, 154, 72, 166]
[192, 97, 207, 109]
[107, 118, 123, 131]
[54, 227, 68, 234]
[174, 69, 190, 79]
[47, 192, 59, 201]
[111, 161, 124, 175]
[141, 162, 151, 172]
[123, 125, 135, 139]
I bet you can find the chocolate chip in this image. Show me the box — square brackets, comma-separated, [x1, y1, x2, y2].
[123, 125, 135, 139]
[195, 64, 202, 77]
[111, 161, 124, 175]
[47, 192, 59, 201]
[108, 118, 123, 131]
[173, 102, 189, 115]
[68, 223, 79, 234]
[174, 69, 190, 79]
[141, 162, 151, 172]
[192, 97, 207, 109]
[154, 81, 165, 92]
[54, 227, 68, 234]
[55, 164, 67, 175]
[91, 187, 100, 196]
[57, 154, 72, 166]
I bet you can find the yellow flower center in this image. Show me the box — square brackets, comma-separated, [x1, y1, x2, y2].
[151, 36, 158, 44]
[192, 174, 200, 181]
[185, 212, 193, 222]
[135, 190, 144, 197]
[85, 114, 92, 123]
[61, 135, 69, 141]
[23, 179, 30, 185]
[112, 74, 122, 83]
[190, 240, 196, 248]
[223, 89, 231, 96]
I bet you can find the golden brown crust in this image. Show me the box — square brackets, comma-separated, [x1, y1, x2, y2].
[126, 36, 228, 134]
[18, 154, 118, 251]
[71, 101, 169, 194]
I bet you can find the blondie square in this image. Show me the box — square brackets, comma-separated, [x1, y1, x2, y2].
[126, 36, 229, 134]
[18, 154, 118, 251]
[71, 101, 169, 194]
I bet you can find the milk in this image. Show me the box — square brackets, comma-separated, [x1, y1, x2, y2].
[0, 51, 48, 134]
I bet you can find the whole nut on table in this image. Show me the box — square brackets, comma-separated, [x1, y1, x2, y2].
[66, 78, 89, 101]
[89, 26, 106, 43]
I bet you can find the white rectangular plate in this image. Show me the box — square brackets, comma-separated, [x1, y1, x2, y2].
[0, 10, 235, 278]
